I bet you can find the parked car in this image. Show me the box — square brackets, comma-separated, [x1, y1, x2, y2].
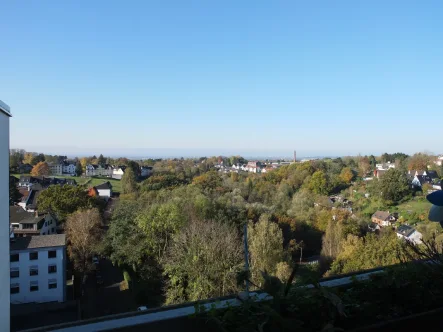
[92, 256, 99, 265]
[137, 306, 148, 311]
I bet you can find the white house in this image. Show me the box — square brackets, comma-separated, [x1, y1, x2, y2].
[94, 181, 112, 201]
[62, 163, 76, 175]
[112, 166, 126, 179]
[0, 99, 12, 329]
[47, 163, 63, 176]
[396, 225, 423, 245]
[10, 234, 66, 304]
[10, 206, 57, 237]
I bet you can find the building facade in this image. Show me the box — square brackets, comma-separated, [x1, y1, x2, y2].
[48, 163, 63, 176]
[62, 163, 76, 175]
[10, 234, 66, 304]
[0, 100, 11, 330]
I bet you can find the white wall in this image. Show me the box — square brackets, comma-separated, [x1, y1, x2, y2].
[10, 246, 66, 304]
[97, 188, 111, 200]
[40, 215, 57, 235]
[0, 109, 10, 330]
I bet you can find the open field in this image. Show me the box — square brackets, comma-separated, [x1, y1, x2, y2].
[11, 174, 121, 192]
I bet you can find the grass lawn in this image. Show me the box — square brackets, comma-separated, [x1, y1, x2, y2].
[394, 198, 432, 225]
[11, 173, 121, 192]
[87, 177, 122, 193]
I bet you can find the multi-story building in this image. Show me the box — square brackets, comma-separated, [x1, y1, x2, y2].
[62, 162, 76, 175]
[0, 99, 11, 330]
[10, 234, 66, 304]
[47, 162, 63, 176]
[86, 164, 113, 177]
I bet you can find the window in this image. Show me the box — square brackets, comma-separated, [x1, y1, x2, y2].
[30, 281, 38, 292]
[23, 223, 35, 229]
[29, 252, 38, 260]
[52, 227, 55, 233]
[30, 266, 38, 276]
[10, 254, 19, 262]
[11, 284, 19, 294]
[48, 280, 57, 289]
[10, 268, 19, 278]
[48, 250, 56, 258]
[48, 265, 57, 274]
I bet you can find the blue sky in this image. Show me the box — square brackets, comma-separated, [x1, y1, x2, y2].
[2, 1, 443, 158]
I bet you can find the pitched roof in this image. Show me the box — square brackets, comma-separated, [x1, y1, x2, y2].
[10, 234, 66, 251]
[95, 181, 112, 190]
[415, 175, 426, 185]
[396, 225, 415, 238]
[9, 206, 44, 224]
[372, 211, 391, 221]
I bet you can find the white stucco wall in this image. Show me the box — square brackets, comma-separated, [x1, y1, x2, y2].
[10, 246, 66, 304]
[0, 105, 10, 330]
[97, 188, 111, 200]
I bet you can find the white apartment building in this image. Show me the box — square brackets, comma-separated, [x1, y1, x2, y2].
[10, 234, 66, 304]
[0, 100, 11, 330]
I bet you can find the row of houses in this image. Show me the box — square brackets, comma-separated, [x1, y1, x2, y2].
[85, 164, 153, 179]
[372, 168, 442, 190]
[371, 211, 422, 244]
[216, 161, 290, 174]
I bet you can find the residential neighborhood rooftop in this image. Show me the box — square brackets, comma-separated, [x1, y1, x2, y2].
[371, 211, 391, 220]
[95, 181, 112, 190]
[9, 206, 43, 224]
[10, 234, 66, 251]
[396, 225, 415, 238]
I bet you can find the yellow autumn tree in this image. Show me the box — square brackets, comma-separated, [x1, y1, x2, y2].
[31, 161, 50, 176]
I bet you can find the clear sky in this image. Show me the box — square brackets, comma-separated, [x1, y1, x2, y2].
[2, 1, 443, 158]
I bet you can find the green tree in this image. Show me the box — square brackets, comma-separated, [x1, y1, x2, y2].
[121, 167, 137, 194]
[9, 176, 22, 205]
[164, 219, 242, 304]
[75, 162, 83, 176]
[248, 215, 291, 287]
[37, 185, 96, 221]
[308, 170, 328, 195]
[327, 229, 407, 275]
[9, 149, 25, 169]
[105, 200, 149, 269]
[136, 202, 186, 261]
[379, 168, 411, 203]
[192, 171, 222, 191]
[97, 154, 106, 165]
[30, 153, 45, 166]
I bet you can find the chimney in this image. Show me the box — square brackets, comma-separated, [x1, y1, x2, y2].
[293, 150, 297, 162]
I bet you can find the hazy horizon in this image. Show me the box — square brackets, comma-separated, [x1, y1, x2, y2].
[8, 145, 441, 160]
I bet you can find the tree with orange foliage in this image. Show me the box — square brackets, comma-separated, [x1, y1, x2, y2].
[31, 161, 49, 176]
